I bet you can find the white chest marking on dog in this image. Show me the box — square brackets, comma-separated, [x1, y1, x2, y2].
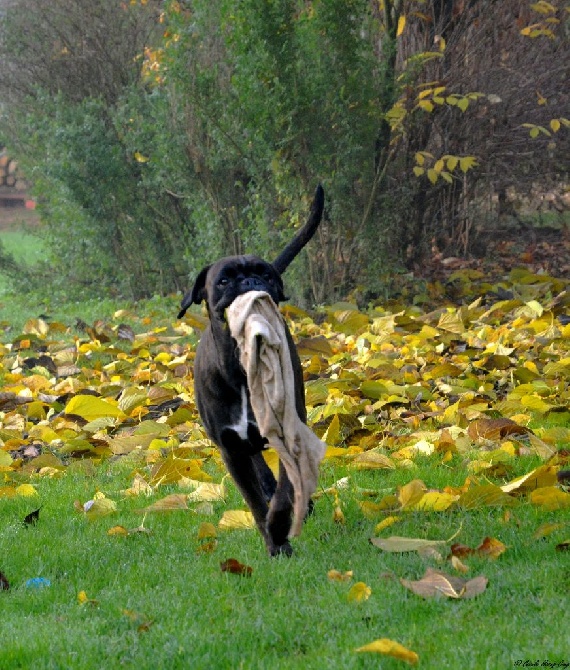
[230, 386, 250, 440]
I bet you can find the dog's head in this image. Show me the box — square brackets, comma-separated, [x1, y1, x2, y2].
[178, 185, 324, 321]
[178, 255, 286, 319]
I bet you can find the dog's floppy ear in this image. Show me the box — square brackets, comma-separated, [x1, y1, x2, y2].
[177, 265, 211, 318]
[273, 270, 287, 303]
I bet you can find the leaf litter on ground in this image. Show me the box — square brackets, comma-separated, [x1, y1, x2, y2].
[0, 267, 569, 615]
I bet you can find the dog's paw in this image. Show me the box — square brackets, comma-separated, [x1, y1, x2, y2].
[269, 541, 293, 558]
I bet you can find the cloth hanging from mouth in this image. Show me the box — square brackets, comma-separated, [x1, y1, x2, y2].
[226, 291, 326, 536]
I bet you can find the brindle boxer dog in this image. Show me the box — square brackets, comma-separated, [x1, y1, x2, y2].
[178, 186, 324, 556]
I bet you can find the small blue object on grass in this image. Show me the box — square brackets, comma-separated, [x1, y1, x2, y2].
[25, 577, 51, 589]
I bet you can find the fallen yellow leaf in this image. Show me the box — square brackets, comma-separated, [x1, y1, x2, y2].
[197, 522, 217, 539]
[187, 481, 226, 503]
[350, 451, 395, 469]
[137, 494, 189, 513]
[458, 484, 519, 509]
[398, 479, 427, 509]
[15, 484, 38, 497]
[84, 497, 118, 521]
[121, 473, 154, 497]
[347, 581, 371, 603]
[530, 486, 570, 511]
[78, 590, 99, 606]
[374, 516, 400, 533]
[409, 491, 458, 511]
[64, 395, 125, 421]
[0, 451, 13, 467]
[355, 638, 418, 665]
[371, 526, 462, 553]
[107, 525, 129, 536]
[533, 522, 567, 539]
[327, 569, 353, 582]
[501, 465, 558, 494]
[151, 458, 212, 486]
[218, 510, 255, 530]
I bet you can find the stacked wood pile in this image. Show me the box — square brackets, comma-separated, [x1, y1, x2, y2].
[0, 148, 26, 190]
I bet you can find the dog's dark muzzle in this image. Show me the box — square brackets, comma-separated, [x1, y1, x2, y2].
[216, 283, 273, 316]
[240, 277, 268, 292]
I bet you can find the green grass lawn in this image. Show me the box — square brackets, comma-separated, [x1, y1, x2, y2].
[0, 227, 45, 297]
[2, 459, 569, 670]
[0, 225, 188, 340]
[0, 229, 45, 265]
[0, 223, 180, 334]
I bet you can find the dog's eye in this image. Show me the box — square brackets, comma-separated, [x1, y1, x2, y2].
[262, 272, 273, 283]
[218, 278, 229, 287]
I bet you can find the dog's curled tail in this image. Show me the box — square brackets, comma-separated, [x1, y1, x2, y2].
[272, 184, 324, 275]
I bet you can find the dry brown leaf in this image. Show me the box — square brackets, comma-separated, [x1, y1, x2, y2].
[196, 540, 218, 554]
[468, 418, 530, 442]
[451, 537, 506, 560]
[121, 608, 154, 632]
[451, 555, 469, 573]
[0, 570, 9, 591]
[477, 536, 507, 559]
[528, 434, 557, 459]
[401, 567, 488, 599]
[417, 545, 444, 562]
[220, 558, 253, 576]
[332, 493, 346, 524]
[194, 502, 215, 516]
[450, 543, 472, 558]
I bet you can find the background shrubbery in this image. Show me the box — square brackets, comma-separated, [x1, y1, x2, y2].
[0, 0, 568, 303]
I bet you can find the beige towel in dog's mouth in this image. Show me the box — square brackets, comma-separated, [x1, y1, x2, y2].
[226, 291, 326, 537]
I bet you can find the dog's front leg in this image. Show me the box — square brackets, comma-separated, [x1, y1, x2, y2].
[266, 462, 294, 551]
[220, 428, 292, 556]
